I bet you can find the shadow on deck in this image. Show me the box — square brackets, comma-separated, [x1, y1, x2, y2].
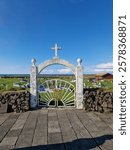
[15, 134, 113, 150]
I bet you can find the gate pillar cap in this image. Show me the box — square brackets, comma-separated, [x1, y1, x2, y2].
[77, 58, 82, 66]
[31, 58, 36, 66]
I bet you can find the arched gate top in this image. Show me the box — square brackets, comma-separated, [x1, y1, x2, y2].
[38, 58, 76, 74]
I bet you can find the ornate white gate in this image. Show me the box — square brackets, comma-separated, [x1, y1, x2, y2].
[30, 44, 84, 109]
[38, 79, 75, 107]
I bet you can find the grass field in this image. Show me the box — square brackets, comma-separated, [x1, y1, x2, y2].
[0, 76, 113, 92]
[0, 78, 29, 91]
[84, 79, 113, 91]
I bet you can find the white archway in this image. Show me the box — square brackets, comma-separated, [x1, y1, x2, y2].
[38, 58, 76, 74]
[30, 45, 84, 109]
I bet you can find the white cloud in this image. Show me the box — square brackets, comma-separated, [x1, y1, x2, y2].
[42, 69, 55, 74]
[93, 68, 113, 73]
[0, 62, 113, 75]
[96, 62, 113, 69]
[85, 62, 113, 74]
[0, 65, 29, 74]
[57, 68, 72, 74]
[42, 68, 72, 74]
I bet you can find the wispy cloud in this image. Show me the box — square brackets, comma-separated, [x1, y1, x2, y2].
[57, 68, 71, 74]
[0, 65, 30, 74]
[93, 68, 113, 73]
[96, 62, 113, 69]
[0, 62, 113, 75]
[42, 69, 55, 74]
[42, 68, 72, 74]
[85, 62, 113, 74]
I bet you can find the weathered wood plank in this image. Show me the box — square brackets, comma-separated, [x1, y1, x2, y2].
[0, 113, 19, 143]
[87, 112, 113, 135]
[102, 118, 113, 129]
[32, 109, 48, 148]
[86, 111, 113, 148]
[15, 110, 39, 149]
[0, 113, 10, 126]
[66, 109, 101, 150]
[0, 137, 17, 146]
[0, 111, 31, 148]
[76, 110, 113, 150]
[47, 109, 65, 150]
[94, 112, 113, 129]
[10, 111, 30, 130]
[57, 109, 83, 150]
[6, 129, 21, 138]
[0, 145, 14, 150]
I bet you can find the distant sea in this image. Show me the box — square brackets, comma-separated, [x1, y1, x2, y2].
[0, 74, 75, 78]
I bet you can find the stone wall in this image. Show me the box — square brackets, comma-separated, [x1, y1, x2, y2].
[83, 88, 113, 113]
[0, 91, 30, 113]
[0, 88, 113, 113]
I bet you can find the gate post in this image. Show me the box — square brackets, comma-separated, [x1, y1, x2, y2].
[76, 58, 84, 109]
[30, 58, 38, 108]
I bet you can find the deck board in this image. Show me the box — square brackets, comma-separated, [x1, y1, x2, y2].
[32, 109, 48, 147]
[57, 109, 81, 150]
[0, 109, 113, 150]
[15, 110, 39, 148]
[75, 110, 113, 150]
[66, 109, 101, 150]
[0, 113, 19, 143]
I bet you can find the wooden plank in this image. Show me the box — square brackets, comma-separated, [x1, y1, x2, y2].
[32, 109, 48, 148]
[15, 110, 39, 149]
[86, 112, 113, 145]
[94, 112, 113, 129]
[57, 109, 83, 150]
[90, 113, 113, 150]
[0, 111, 31, 148]
[0, 145, 14, 150]
[48, 121, 61, 133]
[87, 112, 113, 135]
[47, 133, 65, 150]
[76, 110, 113, 150]
[10, 111, 30, 130]
[47, 109, 65, 150]
[6, 129, 21, 138]
[0, 113, 19, 143]
[102, 118, 113, 129]
[66, 109, 101, 150]
[0, 137, 17, 146]
[0, 113, 10, 126]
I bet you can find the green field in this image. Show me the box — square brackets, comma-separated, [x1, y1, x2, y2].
[0, 76, 113, 92]
[0, 78, 29, 92]
[84, 79, 113, 91]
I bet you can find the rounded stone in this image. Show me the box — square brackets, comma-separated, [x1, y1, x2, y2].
[31, 58, 36, 65]
[31, 58, 36, 64]
[77, 58, 82, 66]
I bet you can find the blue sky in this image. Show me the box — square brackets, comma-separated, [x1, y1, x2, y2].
[0, 0, 113, 74]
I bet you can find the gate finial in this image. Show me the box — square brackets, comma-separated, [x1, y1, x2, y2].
[31, 58, 36, 66]
[77, 58, 82, 66]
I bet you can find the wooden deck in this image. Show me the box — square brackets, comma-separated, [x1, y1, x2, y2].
[0, 109, 113, 150]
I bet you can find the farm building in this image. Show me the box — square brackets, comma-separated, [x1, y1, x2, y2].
[95, 73, 113, 80]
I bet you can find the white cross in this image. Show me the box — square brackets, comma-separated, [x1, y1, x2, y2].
[51, 43, 61, 58]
